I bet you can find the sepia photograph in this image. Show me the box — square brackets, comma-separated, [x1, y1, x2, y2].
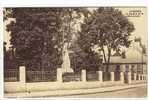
[3, 7, 147, 98]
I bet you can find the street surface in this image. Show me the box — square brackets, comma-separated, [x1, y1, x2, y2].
[63, 85, 147, 98]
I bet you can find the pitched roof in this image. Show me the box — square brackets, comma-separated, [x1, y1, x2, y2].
[109, 46, 147, 64]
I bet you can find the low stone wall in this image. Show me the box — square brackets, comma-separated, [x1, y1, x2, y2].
[5, 66, 147, 93]
[130, 80, 147, 84]
[4, 82, 26, 93]
[5, 81, 123, 93]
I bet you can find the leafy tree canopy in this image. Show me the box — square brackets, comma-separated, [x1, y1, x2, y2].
[78, 7, 135, 71]
[5, 8, 89, 70]
[6, 8, 63, 70]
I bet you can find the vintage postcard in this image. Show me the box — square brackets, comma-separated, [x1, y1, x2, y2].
[3, 7, 147, 98]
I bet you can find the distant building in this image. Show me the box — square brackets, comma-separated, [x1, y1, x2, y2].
[103, 41, 147, 75]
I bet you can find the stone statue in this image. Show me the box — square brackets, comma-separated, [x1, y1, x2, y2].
[61, 42, 73, 73]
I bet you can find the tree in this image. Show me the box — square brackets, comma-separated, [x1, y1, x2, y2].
[134, 37, 147, 55]
[64, 8, 102, 71]
[4, 42, 7, 56]
[5, 8, 89, 71]
[5, 8, 63, 70]
[60, 8, 91, 71]
[78, 7, 135, 72]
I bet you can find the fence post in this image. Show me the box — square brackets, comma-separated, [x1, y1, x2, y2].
[110, 72, 114, 82]
[137, 74, 140, 80]
[120, 72, 124, 83]
[97, 71, 103, 82]
[57, 68, 62, 82]
[145, 74, 147, 80]
[143, 74, 145, 80]
[142, 74, 144, 80]
[139, 74, 142, 80]
[127, 72, 131, 84]
[144, 74, 146, 80]
[19, 66, 26, 83]
[140, 74, 142, 80]
[81, 69, 86, 82]
[143, 75, 145, 80]
[134, 73, 137, 80]
[143, 75, 144, 80]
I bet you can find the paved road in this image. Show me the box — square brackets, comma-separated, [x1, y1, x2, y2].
[63, 85, 147, 98]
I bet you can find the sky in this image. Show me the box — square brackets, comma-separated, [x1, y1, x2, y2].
[118, 7, 147, 45]
[118, 7, 147, 59]
[4, 7, 147, 50]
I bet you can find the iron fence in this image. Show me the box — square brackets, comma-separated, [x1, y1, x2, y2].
[26, 70, 56, 82]
[4, 69, 19, 82]
[86, 71, 98, 81]
[103, 72, 111, 81]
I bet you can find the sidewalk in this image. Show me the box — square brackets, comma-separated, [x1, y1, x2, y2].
[5, 83, 147, 98]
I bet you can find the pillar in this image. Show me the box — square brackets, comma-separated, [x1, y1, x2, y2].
[143, 75, 146, 80]
[141, 74, 143, 80]
[127, 72, 131, 84]
[120, 64, 126, 73]
[81, 69, 86, 82]
[145, 74, 147, 80]
[140, 74, 142, 80]
[134, 73, 137, 80]
[110, 72, 114, 82]
[126, 65, 131, 84]
[143, 75, 145, 80]
[142, 74, 145, 80]
[144, 75, 145, 80]
[97, 71, 103, 82]
[128, 65, 132, 72]
[57, 68, 62, 82]
[138, 74, 141, 80]
[19, 66, 26, 83]
[120, 72, 124, 83]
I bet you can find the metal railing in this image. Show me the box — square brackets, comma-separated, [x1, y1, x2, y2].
[103, 72, 111, 81]
[4, 69, 19, 82]
[86, 71, 98, 81]
[26, 70, 57, 82]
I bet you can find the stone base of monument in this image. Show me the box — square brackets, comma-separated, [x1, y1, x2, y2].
[62, 68, 81, 82]
[62, 69, 82, 82]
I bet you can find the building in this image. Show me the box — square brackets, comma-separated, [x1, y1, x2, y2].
[102, 41, 147, 82]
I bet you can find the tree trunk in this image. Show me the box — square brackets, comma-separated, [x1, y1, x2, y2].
[106, 48, 111, 72]
[101, 46, 107, 63]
